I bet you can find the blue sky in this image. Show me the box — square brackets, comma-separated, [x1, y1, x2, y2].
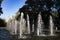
[0, 0, 25, 20]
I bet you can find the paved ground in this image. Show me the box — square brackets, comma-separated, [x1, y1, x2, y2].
[18, 32, 60, 40]
[0, 29, 60, 40]
[0, 29, 14, 40]
[19, 36, 60, 40]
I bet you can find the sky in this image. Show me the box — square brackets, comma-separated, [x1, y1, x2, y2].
[0, 0, 25, 20]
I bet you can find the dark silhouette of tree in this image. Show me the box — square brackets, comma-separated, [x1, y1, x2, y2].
[0, 18, 7, 27]
[16, 0, 60, 35]
[18, 0, 59, 34]
[0, 0, 3, 15]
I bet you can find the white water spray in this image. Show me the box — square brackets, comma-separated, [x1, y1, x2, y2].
[37, 13, 45, 36]
[50, 16, 54, 36]
[20, 12, 26, 38]
[15, 20, 17, 35]
[27, 14, 30, 34]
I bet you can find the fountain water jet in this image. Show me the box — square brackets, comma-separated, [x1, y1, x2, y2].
[15, 20, 17, 35]
[32, 20, 34, 32]
[20, 12, 24, 38]
[37, 13, 45, 36]
[50, 15, 55, 36]
[27, 14, 30, 34]
[19, 12, 26, 38]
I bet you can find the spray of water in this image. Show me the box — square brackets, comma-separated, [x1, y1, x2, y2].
[20, 12, 25, 38]
[50, 16, 54, 36]
[27, 14, 30, 34]
[37, 13, 45, 36]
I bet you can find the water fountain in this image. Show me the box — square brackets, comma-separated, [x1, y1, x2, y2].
[20, 12, 28, 38]
[15, 20, 17, 35]
[19, 12, 55, 38]
[32, 20, 34, 32]
[19, 12, 23, 38]
[20, 12, 25, 38]
[37, 13, 41, 36]
[37, 13, 45, 36]
[50, 15, 54, 36]
[27, 14, 30, 34]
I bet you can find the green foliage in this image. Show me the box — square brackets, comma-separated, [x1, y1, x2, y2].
[56, 0, 60, 5]
[0, 0, 3, 3]
[0, 18, 7, 27]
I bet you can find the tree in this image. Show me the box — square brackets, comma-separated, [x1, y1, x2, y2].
[0, 18, 7, 27]
[18, 0, 60, 35]
[0, 0, 3, 15]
